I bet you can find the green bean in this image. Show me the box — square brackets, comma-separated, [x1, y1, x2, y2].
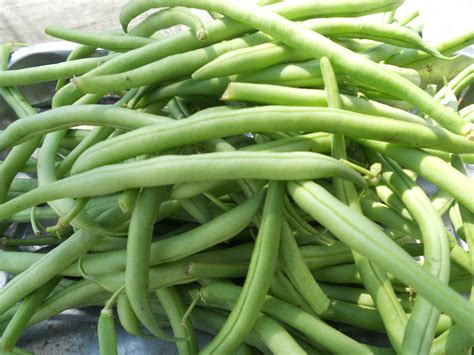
[27, 259, 247, 328]
[201, 282, 380, 354]
[10, 178, 37, 193]
[300, 242, 353, 270]
[98, 287, 124, 355]
[35, 132, 125, 237]
[126, 186, 177, 341]
[358, 140, 474, 213]
[435, 64, 474, 101]
[201, 181, 283, 354]
[385, 29, 474, 67]
[269, 270, 313, 314]
[430, 325, 474, 355]
[0, 56, 114, 87]
[1, 236, 63, 247]
[449, 203, 465, 240]
[312, 262, 469, 287]
[71, 107, 474, 176]
[288, 180, 474, 332]
[367, 152, 450, 354]
[360, 198, 421, 238]
[117, 188, 139, 213]
[430, 189, 455, 216]
[172, 132, 331, 200]
[0, 277, 61, 352]
[319, 283, 413, 310]
[116, 295, 149, 337]
[4, 206, 58, 223]
[45, 26, 155, 52]
[187, 307, 267, 354]
[321, 55, 406, 351]
[179, 195, 212, 224]
[0, 104, 171, 151]
[373, 183, 414, 221]
[221, 83, 425, 124]
[118, 0, 468, 136]
[0, 152, 363, 220]
[129, 7, 208, 40]
[155, 286, 198, 354]
[279, 221, 331, 315]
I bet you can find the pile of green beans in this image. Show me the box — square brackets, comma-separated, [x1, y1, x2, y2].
[0, 1, 473, 354]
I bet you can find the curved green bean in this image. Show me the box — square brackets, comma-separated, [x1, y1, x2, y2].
[126, 187, 177, 341]
[221, 82, 425, 124]
[130, 7, 208, 40]
[0, 56, 113, 87]
[201, 181, 283, 354]
[71, 107, 474, 174]
[0, 104, 171, 151]
[279, 221, 331, 315]
[155, 286, 198, 355]
[0, 152, 364, 220]
[45, 26, 155, 52]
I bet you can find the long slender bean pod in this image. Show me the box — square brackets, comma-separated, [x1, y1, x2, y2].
[0, 56, 114, 87]
[155, 286, 198, 355]
[98, 287, 124, 355]
[201, 181, 284, 354]
[0, 152, 364, 220]
[71, 107, 474, 175]
[126, 187, 177, 341]
[45, 26, 155, 52]
[385, 29, 474, 67]
[221, 83, 424, 124]
[129, 7, 208, 40]
[321, 56, 407, 351]
[0, 104, 171, 150]
[279, 221, 331, 315]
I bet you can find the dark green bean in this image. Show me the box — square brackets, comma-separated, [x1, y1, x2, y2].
[201, 181, 283, 354]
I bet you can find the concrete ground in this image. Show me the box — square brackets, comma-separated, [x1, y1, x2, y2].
[0, 0, 472, 44]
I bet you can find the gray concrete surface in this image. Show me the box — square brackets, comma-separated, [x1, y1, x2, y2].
[0, 0, 472, 44]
